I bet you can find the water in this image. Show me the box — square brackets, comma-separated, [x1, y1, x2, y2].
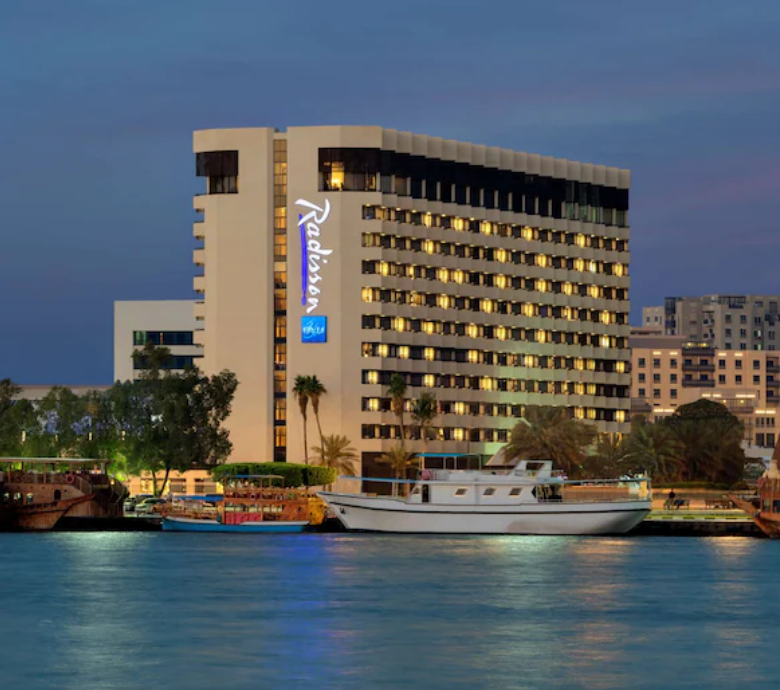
[0, 533, 776, 690]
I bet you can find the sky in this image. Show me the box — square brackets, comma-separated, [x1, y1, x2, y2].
[1, 0, 779, 385]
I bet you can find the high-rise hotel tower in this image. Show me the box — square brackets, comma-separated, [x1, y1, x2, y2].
[193, 127, 631, 468]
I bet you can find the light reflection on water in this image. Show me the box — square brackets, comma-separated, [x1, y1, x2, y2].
[0, 533, 777, 690]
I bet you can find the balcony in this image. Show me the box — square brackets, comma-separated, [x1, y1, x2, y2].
[193, 248, 206, 266]
[630, 398, 652, 415]
[193, 275, 206, 294]
[681, 363, 715, 373]
[682, 379, 716, 388]
[194, 301, 205, 320]
[767, 380, 780, 388]
[683, 345, 715, 356]
[194, 222, 205, 240]
[767, 364, 780, 374]
[193, 329, 206, 347]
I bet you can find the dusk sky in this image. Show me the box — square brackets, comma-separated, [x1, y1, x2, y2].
[1, 0, 778, 385]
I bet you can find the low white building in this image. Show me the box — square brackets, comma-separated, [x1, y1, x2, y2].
[113, 300, 199, 382]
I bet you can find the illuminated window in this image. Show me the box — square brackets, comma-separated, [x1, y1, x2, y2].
[614, 264, 625, 277]
[575, 234, 586, 248]
[536, 330, 547, 343]
[616, 361, 626, 373]
[423, 374, 435, 388]
[423, 347, 435, 361]
[574, 258, 585, 272]
[423, 321, 435, 335]
[574, 407, 585, 419]
[587, 359, 596, 371]
[587, 383, 597, 395]
[423, 239, 435, 254]
[481, 299, 494, 314]
[361, 287, 374, 302]
[522, 227, 535, 241]
[600, 311, 611, 325]
[453, 428, 465, 441]
[496, 326, 507, 341]
[536, 254, 549, 268]
[377, 344, 389, 357]
[453, 217, 466, 232]
[601, 335, 611, 348]
[480, 221, 492, 235]
[575, 382, 585, 395]
[561, 307, 572, 320]
[523, 303, 535, 317]
[467, 324, 480, 339]
[423, 213, 433, 228]
[588, 260, 598, 273]
[398, 346, 410, 359]
[496, 249, 508, 263]
[453, 402, 466, 415]
[367, 371, 379, 385]
[453, 269, 464, 284]
[616, 410, 626, 423]
[537, 279, 548, 293]
[437, 268, 450, 283]
[467, 350, 480, 364]
[395, 317, 405, 332]
[495, 275, 507, 289]
[587, 408, 597, 420]
[367, 398, 379, 411]
[589, 285, 600, 298]
[481, 377, 494, 391]
[524, 355, 536, 368]
[563, 283, 574, 296]
[437, 294, 451, 309]
[405, 265, 415, 278]
[575, 358, 585, 371]
[380, 261, 390, 277]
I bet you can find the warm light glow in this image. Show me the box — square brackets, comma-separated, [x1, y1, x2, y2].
[496, 249, 508, 263]
[601, 335, 611, 348]
[496, 326, 507, 341]
[453, 402, 466, 415]
[380, 261, 389, 277]
[588, 260, 597, 273]
[537, 279, 548, 292]
[481, 299, 494, 313]
[563, 282, 574, 296]
[616, 410, 626, 423]
[522, 227, 535, 241]
[423, 374, 435, 388]
[423, 321, 434, 335]
[480, 221, 492, 235]
[468, 350, 480, 364]
[575, 358, 585, 371]
[536, 330, 547, 343]
[453, 428, 465, 441]
[614, 263, 625, 277]
[467, 324, 479, 339]
[437, 294, 450, 309]
[377, 344, 389, 357]
[368, 398, 379, 411]
[575, 234, 586, 248]
[398, 346, 409, 359]
[361, 287, 374, 302]
[589, 285, 600, 298]
[423, 239, 435, 254]
[453, 217, 466, 232]
[574, 407, 585, 419]
[616, 361, 626, 373]
[424, 347, 435, 361]
[495, 275, 507, 289]
[452, 269, 464, 284]
[395, 317, 405, 332]
[367, 371, 379, 385]
[423, 213, 433, 228]
[536, 254, 549, 268]
[524, 354, 536, 367]
[481, 376, 494, 391]
[601, 311, 612, 325]
[437, 267, 450, 283]
[574, 258, 585, 272]
[523, 303, 535, 317]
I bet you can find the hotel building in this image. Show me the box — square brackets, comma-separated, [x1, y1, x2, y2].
[192, 126, 631, 467]
[630, 334, 779, 448]
[643, 295, 780, 351]
[114, 300, 200, 382]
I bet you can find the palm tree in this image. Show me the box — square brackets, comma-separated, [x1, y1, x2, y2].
[624, 417, 681, 482]
[503, 405, 597, 478]
[377, 444, 418, 496]
[307, 376, 327, 452]
[582, 433, 631, 479]
[411, 393, 438, 453]
[312, 434, 357, 489]
[292, 375, 311, 464]
[387, 374, 408, 447]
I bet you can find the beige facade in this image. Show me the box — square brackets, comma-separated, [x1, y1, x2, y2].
[643, 295, 780, 350]
[113, 300, 200, 381]
[125, 469, 220, 497]
[193, 126, 632, 467]
[630, 335, 779, 448]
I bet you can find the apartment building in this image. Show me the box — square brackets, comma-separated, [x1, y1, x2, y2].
[642, 295, 780, 351]
[192, 126, 632, 467]
[113, 300, 200, 381]
[630, 335, 779, 447]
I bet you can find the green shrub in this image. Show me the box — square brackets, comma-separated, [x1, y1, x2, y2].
[211, 462, 335, 487]
[653, 481, 731, 490]
[303, 465, 338, 487]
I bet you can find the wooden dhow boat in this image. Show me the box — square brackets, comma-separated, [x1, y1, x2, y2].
[0, 458, 128, 532]
[730, 440, 780, 538]
[162, 475, 311, 533]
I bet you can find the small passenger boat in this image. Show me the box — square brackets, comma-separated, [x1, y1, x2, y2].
[162, 475, 311, 533]
[319, 454, 651, 535]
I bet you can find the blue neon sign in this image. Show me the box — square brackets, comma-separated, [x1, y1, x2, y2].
[302, 316, 327, 343]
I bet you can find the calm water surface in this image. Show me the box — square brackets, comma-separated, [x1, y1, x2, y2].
[0, 533, 776, 689]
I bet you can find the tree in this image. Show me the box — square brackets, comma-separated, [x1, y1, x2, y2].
[623, 417, 681, 481]
[411, 393, 438, 453]
[387, 374, 408, 447]
[307, 376, 327, 452]
[37, 386, 87, 457]
[377, 444, 418, 496]
[0, 379, 23, 454]
[292, 375, 311, 464]
[503, 406, 597, 478]
[312, 434, 357, 489]
[665, 399, 745, 485]
[581, 433, 630, 479]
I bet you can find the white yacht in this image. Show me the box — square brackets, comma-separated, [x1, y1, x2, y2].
[318, 454, 651, 535]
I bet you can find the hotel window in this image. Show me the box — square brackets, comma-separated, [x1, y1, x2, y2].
[754, 375, 761, 384]
[638, 374, 646, 383]
[753, 360, 761, 370]
[719, 375, 726, 383]
[638, 388, 646, 397]
[735, 375, 743, 384]
[653, 389, 661, 398]
[735, 360, 743, 369]
[670, 389, 677, 399]
[670, 374, 677, 383]
[653, 358, 661, 367]
[638, 358, 646, 367]
[653, 374, 661, 383]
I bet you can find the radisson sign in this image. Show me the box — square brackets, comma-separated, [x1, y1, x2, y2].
[297, 198, 332, 342]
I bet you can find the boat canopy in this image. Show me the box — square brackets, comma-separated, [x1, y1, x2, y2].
[416, 453, 483, 471]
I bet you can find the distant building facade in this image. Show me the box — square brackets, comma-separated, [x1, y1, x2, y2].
[630, 334, 779, 448]
[113, 300, 199, 382]
[642, 295, 780, 351]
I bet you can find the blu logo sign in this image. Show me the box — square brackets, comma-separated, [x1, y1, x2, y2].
[302, 316, 327, 344]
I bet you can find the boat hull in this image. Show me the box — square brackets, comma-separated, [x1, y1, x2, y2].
[162, 516, 309, 533]
[318, 492, 650, 535]
[729, 494, 780, 538]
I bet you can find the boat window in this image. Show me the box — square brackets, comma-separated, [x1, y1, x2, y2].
[509, 487, 522, 496]
[411, 487, 421, 495]
[483, 488, 496, 496]
[454, 488, 468, 497]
